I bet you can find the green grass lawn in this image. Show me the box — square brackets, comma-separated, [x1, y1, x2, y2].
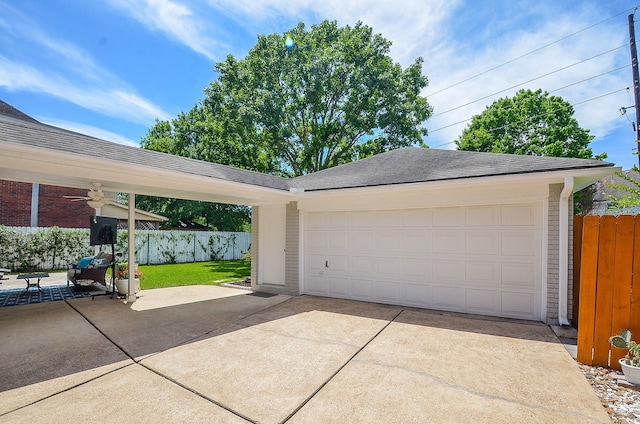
[136, 260, 250, 290]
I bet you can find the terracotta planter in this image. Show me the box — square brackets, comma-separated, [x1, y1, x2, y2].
[619, 358, 640, 386]
[115, 278, 140, 295]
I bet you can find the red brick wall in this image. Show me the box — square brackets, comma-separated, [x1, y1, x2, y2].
[0, 180, 32, 226]
[0, 181, 94, 228]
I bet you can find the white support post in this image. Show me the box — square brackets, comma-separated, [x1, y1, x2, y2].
[127, 193, 136, 303]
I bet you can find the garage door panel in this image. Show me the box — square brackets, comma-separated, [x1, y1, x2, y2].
[306, 254, 327, 273]
[465, 288, 497, 313]
[376, 257, 401, 276]
[376, 232, 401, 252]
[402, 230, 430, 253]
[304, 203, 542, 321]
[502, 262, 537, 287]
[350, 231, 374, 252]
[327, 255, 348, 273]
[327, 231, 348, 251]
[352, 256, 374, 275]
[402, 259, 429, 278]
[502, 203, 540, 226]
[433, 207, 464, 226]
[501, 232, 537, 256]
[432, 260, 463, 281]
[432, 231, 463, 254]
[402, 209, 431, 227]
[327, 277, 350, 296]
[432, 285, 461, 309]
[501, 292, 536, 318]
[466, 205, 499, 227]
[305, 231, 326, 252]
[465, 231, 499, 255]
[351, 279, 373, 299]
[306, 276, 326, 294]
[400, 283, 429, 306]
[327, 212, 349, 228]
[351, 211, 374, 227]
[465, 261, 497, 283]
[373, 281, 400, 302]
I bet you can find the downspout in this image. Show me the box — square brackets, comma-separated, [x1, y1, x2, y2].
[558, 176, 573, 326]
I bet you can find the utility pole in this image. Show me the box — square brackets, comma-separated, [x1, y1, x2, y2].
[629, 13, 640, 167]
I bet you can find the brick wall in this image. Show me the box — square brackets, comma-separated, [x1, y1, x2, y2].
[0, 181, 93, 228]
[284, 201, 300, 295]
[0, 180, 32, 226]
[547, 183, 562, 323]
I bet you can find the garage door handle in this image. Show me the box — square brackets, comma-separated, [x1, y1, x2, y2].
[325, 260, 329, 268]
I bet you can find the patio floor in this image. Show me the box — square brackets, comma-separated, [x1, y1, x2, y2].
[0, 281, 610, 423]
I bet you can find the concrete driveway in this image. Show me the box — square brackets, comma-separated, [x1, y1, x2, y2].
[0, 287, 610, 423]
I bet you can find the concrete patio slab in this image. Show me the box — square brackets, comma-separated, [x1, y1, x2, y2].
[0, 292, 610, 423]
[68, 285, 289, 360]
[141, 297, 401, 423]
[0, 301, 132, 415]
[2, 364, 249, 423]
[290, 308, 611, 424]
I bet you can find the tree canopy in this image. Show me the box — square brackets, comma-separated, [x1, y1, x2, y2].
[455, 89, 606, 160]
[142, 20, 432, 177]
[139, 20, 432, 229]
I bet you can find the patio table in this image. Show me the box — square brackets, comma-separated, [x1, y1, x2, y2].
[17, 273, 49, 293]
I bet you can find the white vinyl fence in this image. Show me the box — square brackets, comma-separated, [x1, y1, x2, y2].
[0, 226, 251, 271]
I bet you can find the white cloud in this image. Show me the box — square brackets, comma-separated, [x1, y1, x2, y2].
[0, 1, 171, 125]
[40, 118, 140, 147]
[0, 57, 171, 123]
[107, 0, 229, 60]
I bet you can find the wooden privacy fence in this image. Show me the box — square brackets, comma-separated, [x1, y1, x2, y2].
[575, 215, 640, 370]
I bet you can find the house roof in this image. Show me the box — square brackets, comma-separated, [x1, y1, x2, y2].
[290, 147, 614, 191]
[0, 100, 617, 204]
[0, 110, 290, 192]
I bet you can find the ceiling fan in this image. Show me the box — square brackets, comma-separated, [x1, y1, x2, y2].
[64, 182, 111, 209]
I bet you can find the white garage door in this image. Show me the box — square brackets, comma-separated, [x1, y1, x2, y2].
[303, 204, 543, 320]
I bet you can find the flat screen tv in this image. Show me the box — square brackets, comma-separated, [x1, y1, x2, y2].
[90, 216, 117, 246]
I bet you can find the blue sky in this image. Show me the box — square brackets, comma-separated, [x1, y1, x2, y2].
[1, 0, 639, 170]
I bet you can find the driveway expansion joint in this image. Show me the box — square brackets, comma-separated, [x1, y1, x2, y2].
[281, 308, 405, 423]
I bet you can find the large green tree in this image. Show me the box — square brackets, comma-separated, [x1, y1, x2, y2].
[140, 20, 432, 228]
[455, 89, 606, 160]
[143, 20, 432, 177]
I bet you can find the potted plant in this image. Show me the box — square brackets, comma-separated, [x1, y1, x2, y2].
[114, 261, 144, 295]
[609, 329, 640, 385]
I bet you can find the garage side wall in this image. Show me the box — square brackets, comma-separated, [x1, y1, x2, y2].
[546, 183, 562, 323]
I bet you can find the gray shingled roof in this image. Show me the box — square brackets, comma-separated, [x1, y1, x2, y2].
[290, 147, 614, 191]
[0, 100, 40, 124]
[0, 101, 615, 193]
[0, 112, 290, 191]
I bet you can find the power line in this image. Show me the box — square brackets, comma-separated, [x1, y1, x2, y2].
[427, 6, 638, 97]
[428, 87, 630, 148]
[430, 44, 629, 118]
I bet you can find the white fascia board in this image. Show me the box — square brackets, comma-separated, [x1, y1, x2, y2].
[0, 142, 294, 206]
[294, 167, 619, 212]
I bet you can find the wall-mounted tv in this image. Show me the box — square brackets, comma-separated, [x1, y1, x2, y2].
[90, 216, 117, 246]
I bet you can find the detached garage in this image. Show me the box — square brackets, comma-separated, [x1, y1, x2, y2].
[0, 107, 616, 324]
[253, 148, 616, 324]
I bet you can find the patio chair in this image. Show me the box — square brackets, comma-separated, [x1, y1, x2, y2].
[67, 251, 114, 288]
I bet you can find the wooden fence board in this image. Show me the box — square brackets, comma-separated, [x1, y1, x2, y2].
[592, 216, 617, 366]
[609, 215, 634, 368]
[577, 215, 601, 364]
[576, 214, 640, 370]
[631, 215, 640, 340]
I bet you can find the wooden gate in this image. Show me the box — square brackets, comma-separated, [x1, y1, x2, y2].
[575, 215, 640, 370]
